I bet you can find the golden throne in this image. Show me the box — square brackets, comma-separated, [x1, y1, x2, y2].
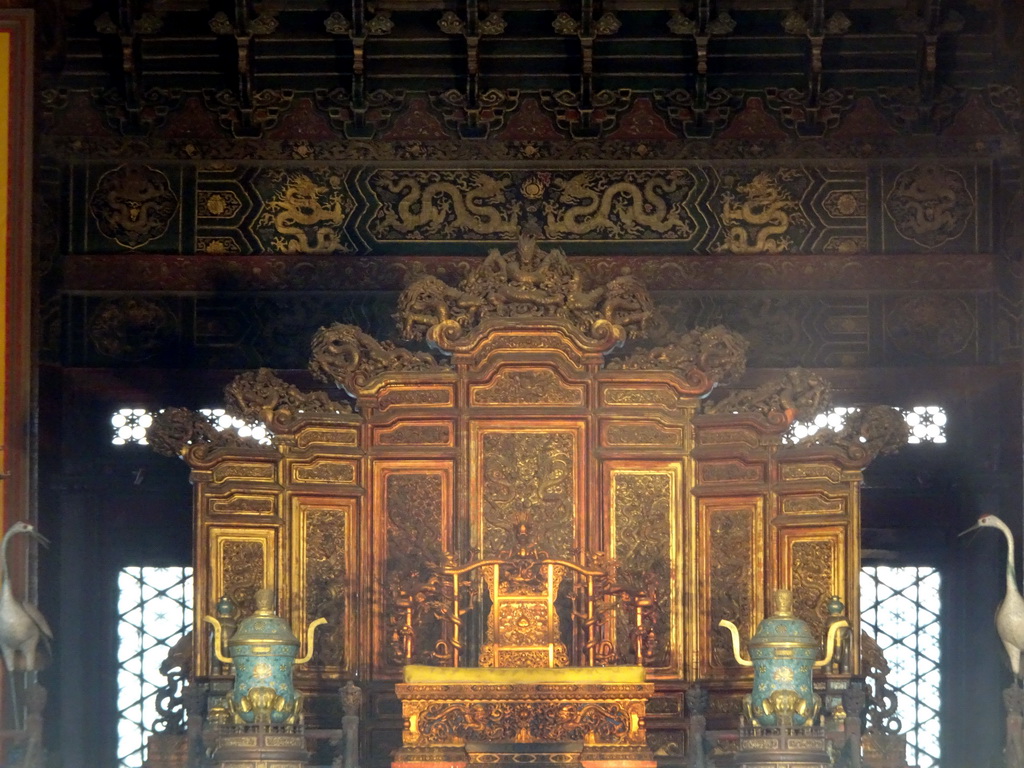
[394, 522, 656, 768]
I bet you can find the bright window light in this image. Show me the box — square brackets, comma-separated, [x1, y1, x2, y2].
[861, 566, 941, 768]
[117, 567, 193, 768]
[110, 408, 272, 446]
[787, 406, 946, 445]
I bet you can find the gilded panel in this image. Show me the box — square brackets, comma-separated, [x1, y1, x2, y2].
[780, 463, 843, 483]
[610, 467, 680, 668]
[374, 422, 453, 446]
[471, 369, 584, 406]
[695, 428, 761, 449]
[377, 386, 454, 410]
[208, 492, 277, 516]
[780, 531, 843, 642]
[211, 461, 277, 484]
[473, 425, 580, 559]
[698, 459, 764, 484]
[290, 458, 358, 484]
[779, 493, 847, 516]
[377, 463, 452, 667]
[293, 497, 351, 674]
[702, 500, 762, 671]
[208, 527, 276, 621]
[294, 427, 360, 449]
[600, 385, 680, 408]
[603, 421, 683, 448]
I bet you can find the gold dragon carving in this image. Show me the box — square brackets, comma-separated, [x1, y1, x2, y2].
[543, 171, 696, 238]
[709, 508, 754, 667]
[606, 325, 748, 386]
[224, 367, 352, 427]
[482, 432, 575, 560]
[795, 404, 910, 464]
[704, 368, 832, 424]
[260, 171, 348, 253]
[407, 699, 643, 747]
[147, 406, 249, 458]
[715, 170, 802, 254]
[308, 322, 449, 395]
[395, 232, 655, 345]
[306, 506, 347, 669]
[611, 473, 672, 665]
[372, 170, 520, 237]
[222, 540, 264, 618]
[791, 539, 834, 641]
[384, 473, 447, 666]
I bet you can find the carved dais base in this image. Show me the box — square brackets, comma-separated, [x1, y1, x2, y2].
[209, 724, 308, 767]
[733, 726, 831, 768]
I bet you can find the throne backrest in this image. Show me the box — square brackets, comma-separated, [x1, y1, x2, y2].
[442, 553, 607, 669]
[478, 559, 569, 668]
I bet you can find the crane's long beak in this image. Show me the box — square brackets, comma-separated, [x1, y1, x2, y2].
[958, 523, 980, 538]
[29, 530, 50, 548]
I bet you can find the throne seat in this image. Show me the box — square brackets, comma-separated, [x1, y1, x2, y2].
[393, 540, 657, 768]
[402, 664, 647, 685]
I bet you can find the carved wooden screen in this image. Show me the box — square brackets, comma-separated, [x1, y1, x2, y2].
[150, 236, 907, 750]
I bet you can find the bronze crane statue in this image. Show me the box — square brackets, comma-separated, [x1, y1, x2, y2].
[0, 521, 52, 728]
[961, 514, 1024, 679]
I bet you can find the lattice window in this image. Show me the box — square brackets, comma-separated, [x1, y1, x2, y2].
[117, 567, 194, 768]
[860, 566, 941, 768]
[787, 406, 946, 444]
[110, 408, 272, 446]
[112, 409, 153, 446]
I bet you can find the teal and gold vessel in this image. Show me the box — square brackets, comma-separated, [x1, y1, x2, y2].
[719, 589, 848, 728]
[204, 587, 326, 725]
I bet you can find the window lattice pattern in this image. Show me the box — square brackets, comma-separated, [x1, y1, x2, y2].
[904, 406, 947, 444]
[110, 408, 272, 446]
[787, 406, 946, 444]
[112, 409, 153, 446]
[117, 567, 193, 768]
[860, 566, 941, 768]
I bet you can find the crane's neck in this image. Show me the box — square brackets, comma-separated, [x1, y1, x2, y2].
[0, 528, 13, 586]
[994, 518, 1019, 591]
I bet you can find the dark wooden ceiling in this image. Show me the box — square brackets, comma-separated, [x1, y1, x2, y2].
[42, 0, 1019, 138]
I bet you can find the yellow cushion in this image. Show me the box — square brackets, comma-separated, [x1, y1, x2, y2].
[402, 665, 646, 684]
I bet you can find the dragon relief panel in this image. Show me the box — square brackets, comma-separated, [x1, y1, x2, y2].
[481, 431, 575, 560]
[305, 504, 347, 669]
[385, 472, 446, 666]
[612, 471, 674, 666]
[791, 539, 834, 642]
[252, 168, 354, 254]
[368, 170, 520, 239]
[543, 170, 697, 239]
[712, 168, 810, 253]
[88, 164, 179, 249]
[707, 507, 755, 668]
[884, 165, 974, 249]
[221, 539, 265, 618]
